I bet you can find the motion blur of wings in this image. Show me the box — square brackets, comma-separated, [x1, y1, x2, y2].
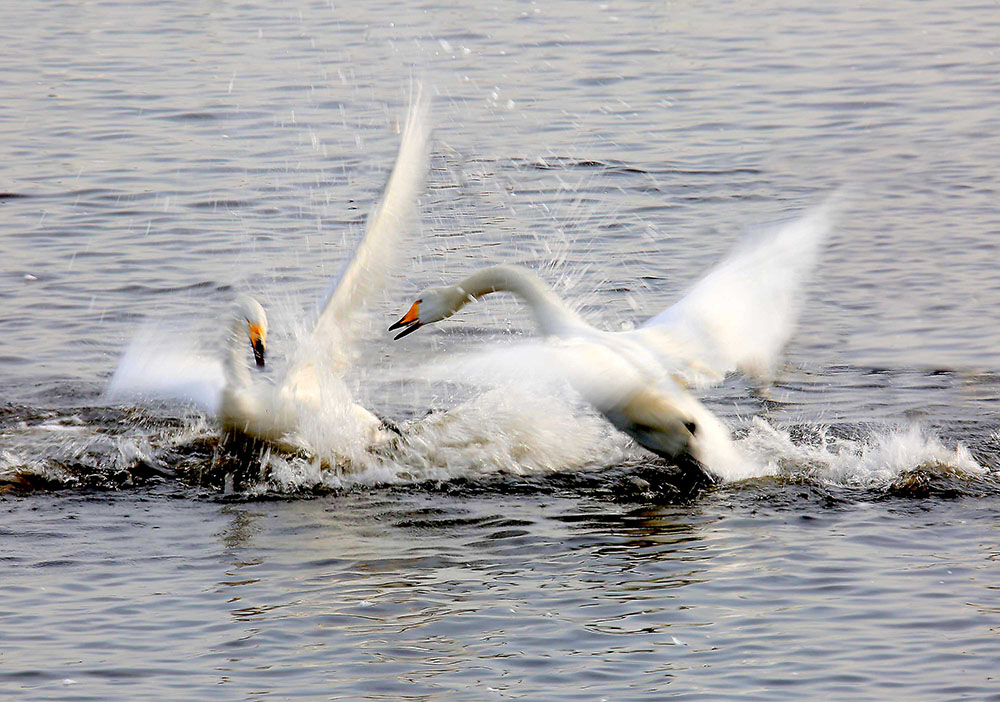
[395, 196, 839, 480]
[108, 85, 431, 452]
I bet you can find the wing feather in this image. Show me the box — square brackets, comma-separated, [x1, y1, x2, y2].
[306, 85, 431, 370]
[105, 326, 225, 414]
[639, 197, 838, 385]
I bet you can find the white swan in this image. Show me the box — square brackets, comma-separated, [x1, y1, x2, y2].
[109, 88, 431, 453]
[214, 293, 386, 449]
[390, 201, 835, 478]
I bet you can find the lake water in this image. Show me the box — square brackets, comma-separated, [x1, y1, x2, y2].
[2, 0, 1000, 699]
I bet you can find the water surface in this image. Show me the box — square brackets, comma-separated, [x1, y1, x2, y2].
[2, 0, 999, 699]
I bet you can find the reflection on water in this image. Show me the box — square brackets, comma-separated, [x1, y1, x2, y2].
[219, 506, 264, 550]
[5, 492, 998, 700]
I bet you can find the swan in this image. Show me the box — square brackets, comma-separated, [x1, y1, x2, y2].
[389, 201, 835, 478]
[108, 87, 431, 454]
[214, 293, 385, 449]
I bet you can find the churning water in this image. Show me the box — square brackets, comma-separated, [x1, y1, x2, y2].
[2, 1, 999, 699]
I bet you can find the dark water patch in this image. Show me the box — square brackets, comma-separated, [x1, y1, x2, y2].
[62, 187, 122, 200]
[187, 198, 252, 211]
[501, 158, 767, 189]
[399, 457, 715, 506]
[0, 404, 203, 495]
[507, 156, 649, 175]
[0, 470, 68, 495]
[437, 31, 490, 41]
[723, 475, 856, 512]
[654, 166, 766, 178]
[394, 511, 533, 532]
[85, 190, 160, 205]
[0, 192, 31, 200]
[575, 75, 630, 87]
[89, 130, 145, 142]
[109, 280, 229, 295]
[605, 47, 665, 58]
[881, 464, 1000, 500]
[161, 111, 219, 122]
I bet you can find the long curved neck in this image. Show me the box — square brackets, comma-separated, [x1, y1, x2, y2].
[224, 314, 251, 388]
[455, 265, 590, 337]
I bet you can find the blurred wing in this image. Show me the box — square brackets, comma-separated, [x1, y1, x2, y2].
[106, 327, 225, 414]
[307, 85, 431, 365]
[640, 197, 838, 385]
[410, 335, 656, 414]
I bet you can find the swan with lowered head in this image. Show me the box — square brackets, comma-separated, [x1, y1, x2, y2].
[390, 201, 835, 478]
[109, 87, 431, 454]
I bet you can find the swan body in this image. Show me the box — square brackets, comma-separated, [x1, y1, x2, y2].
[216, 295, 384, 449]
[394, 265, 716, 464]
[391, 202, 835, 477]
[109, 88, 430, 455]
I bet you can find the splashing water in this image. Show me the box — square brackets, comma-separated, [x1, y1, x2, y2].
[2, 389, 993, 498]
[734, 417, 986, 488]
[252, 385, 625, 493]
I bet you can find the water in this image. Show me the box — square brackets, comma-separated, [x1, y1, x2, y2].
[2, 0, 1000, 699]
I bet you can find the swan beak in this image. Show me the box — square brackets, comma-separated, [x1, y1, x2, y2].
[389, 301, 422, 340]
[248, 323, 266, 367]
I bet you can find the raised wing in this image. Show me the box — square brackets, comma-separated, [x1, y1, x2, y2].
[306, 85, 431, 370]
[640, 197, 838, 385]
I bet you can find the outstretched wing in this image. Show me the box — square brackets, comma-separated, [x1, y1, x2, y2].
[105, 325, 225, 414]
[305, 85, 431, 370]
[639, 197, 838, 385]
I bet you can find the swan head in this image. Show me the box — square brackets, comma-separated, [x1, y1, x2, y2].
[233, 295, 268, 367]
[389, 284, 470, 340]
[602, 386, 701, 462]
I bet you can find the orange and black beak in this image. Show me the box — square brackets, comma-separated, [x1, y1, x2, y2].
[388, 300, 422, 340]
[248, 323, 266, 367]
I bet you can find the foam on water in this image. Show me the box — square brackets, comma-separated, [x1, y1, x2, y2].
[167, 409, 995, 497]
[249, 385, 624, 494]
[390, 387, 626, 479]
[201, 340, 991, 494]
[1, 386, 994, 498]
[733, 416, 986, 488]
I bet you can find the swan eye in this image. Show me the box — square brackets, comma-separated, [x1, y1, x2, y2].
[684, 421, 697, 435]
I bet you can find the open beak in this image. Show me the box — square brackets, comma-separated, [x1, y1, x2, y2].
[389, 300, 422, 340]
[248, 324, 266, 367]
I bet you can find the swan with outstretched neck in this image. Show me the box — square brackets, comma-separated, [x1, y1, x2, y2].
[390, 201, 835, 478]
[109, 88, 430, 454]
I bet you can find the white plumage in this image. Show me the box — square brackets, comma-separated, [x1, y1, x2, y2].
[109, 87, 431, 454]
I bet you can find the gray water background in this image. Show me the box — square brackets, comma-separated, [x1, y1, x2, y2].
[2, 0, 1000, 699]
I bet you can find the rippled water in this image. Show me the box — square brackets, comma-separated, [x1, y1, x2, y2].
[3, 0, 1000, 699]
[6, 491, 999, 701]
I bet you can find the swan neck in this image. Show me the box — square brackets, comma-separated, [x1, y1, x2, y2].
[224, 313, 251, 387]
[457, 265, 587, 337]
